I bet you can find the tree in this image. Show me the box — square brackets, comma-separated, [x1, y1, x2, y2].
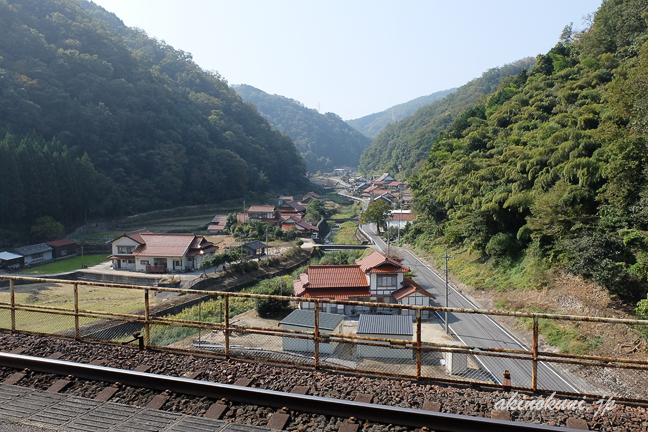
[30, 216, 64, 241]
[255, 276, 293, 318]
[304, 199, 326, 223]
[225, 213, 238, 232]
[360, 200, 392, 233]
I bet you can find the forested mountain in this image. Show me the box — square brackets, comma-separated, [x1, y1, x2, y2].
[408, 0, 648, 301]
[233, 84, 371, 172]
[359, 58, 535, 178]
[0, 0, 307, 242]
[346, 88, 457, 139]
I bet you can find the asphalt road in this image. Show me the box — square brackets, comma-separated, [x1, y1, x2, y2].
[360, 223, 582, 393]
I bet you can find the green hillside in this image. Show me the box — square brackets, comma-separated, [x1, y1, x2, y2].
[359, 58, 535, 178]
[0, 0, 307, 241]
[234, 84, 372, 172]
[346, 88, 457, 139]
[408, 0, 648, 302]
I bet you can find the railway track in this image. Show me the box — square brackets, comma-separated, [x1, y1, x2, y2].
[0, 352, 580, 432]
[0, 332, 644, 431]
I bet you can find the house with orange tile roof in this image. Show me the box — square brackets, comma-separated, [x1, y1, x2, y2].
[109, 229, 217, 273]
[280, 215, 319, 238]
[293, 250, 434, 315]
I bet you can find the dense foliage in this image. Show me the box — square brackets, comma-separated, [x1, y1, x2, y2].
[234, 84, 371, 172]
[0, 0, 307, 242]
[359, 58, 535, 178]
[346, 88, 457, 139]
[408, 0, 648, 301]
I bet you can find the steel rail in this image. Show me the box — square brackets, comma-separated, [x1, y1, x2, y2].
[0, 353, 583, 432]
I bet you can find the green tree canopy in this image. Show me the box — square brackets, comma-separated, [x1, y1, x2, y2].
[360, 200, 392, 233]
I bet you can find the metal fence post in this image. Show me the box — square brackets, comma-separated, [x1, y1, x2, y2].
[416, 309, 422, 379]
[10, 279, 15, 332]
[314, 300, 320, 369]
[74, 283, 80, 340]
[144, 289, 150, 348]
[532, 316, 538, 391]
[224, 295, 230, 358]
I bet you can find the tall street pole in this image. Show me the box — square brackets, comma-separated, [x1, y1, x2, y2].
[439, 247, 454, 334]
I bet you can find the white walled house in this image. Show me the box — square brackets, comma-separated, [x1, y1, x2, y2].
[14, 243, 53, 266]
[293, 250, 435, 316]
[109, 229, 217, 273]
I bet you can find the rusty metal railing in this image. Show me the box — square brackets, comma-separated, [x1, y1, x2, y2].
[1, 275, 647, 402]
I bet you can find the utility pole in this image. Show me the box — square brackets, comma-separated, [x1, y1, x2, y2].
[439, 247, 454, 334]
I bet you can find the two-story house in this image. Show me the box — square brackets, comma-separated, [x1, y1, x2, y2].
[109, 229, 217, 273]
[293, 250, 435, 316]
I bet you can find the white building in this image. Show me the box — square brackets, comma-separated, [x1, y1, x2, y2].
[109, 229, 217, 273]
[14, 243, 53, 266]
[293, 250, 436, 316]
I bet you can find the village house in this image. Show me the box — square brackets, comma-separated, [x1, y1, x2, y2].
[278, 200, 306, 218]
[109, 229, 217, 273]
[280, 215, 319, 238]
[247, 205, 279, 221]
[293, 250, 435, 316]
[46, 239, 77, 258]
[0, 252, 24, 270]
[375, 173, 395, 183]
[301, 191, 322, 203]
[387, 210, 413, 229]
[242, 240, 267, 258]
[278, 196, 294, 206]
[14, 243, 53, 266]
[207, 215, 227, 234]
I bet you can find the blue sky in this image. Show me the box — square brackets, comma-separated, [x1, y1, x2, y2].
[90, 0, 603, 120]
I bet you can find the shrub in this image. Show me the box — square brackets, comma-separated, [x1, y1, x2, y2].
[255, 277, 293, 318]
[485, 232, 519, 258]
[564, 235, 637, 298]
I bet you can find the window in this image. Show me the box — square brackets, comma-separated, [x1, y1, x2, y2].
[61, 250, 68, 256]
[117, 246, 135, 254]
[174, 260, 181, 267]
[32, 252, 43, 260]
[377, 275, 397, 287]
[128, 260, 135, 264]
[140, 260, 149, 265]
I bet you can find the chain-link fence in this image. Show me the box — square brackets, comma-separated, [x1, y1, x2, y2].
[1, 275, 648, 402]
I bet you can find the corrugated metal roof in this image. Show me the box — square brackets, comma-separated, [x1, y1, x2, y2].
[357, 315, 413, 336]
[244, 240, 267, 250]
[46, 239, 76, 247]
[0, 251, 22, 260]
[14, 243, 52, 256]
[248, 205, 275, 212]
[279, 309, 344, 331]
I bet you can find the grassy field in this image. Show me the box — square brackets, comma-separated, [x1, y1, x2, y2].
[17, 255, 108, 275]
[0, 282, 154, 334]
[329, 202, 362, 221]
[331, 221, 358, 245]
